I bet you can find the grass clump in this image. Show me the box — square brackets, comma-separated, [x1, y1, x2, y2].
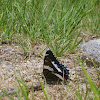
[77, 56, 99, 100]
[82, 0, 100, 35]
[0, 0, 99, 56]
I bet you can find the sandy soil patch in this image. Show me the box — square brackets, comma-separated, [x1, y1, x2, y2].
[0, 43, 99, 100]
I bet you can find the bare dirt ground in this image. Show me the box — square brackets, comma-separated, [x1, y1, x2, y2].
[0, 42, 99, 100]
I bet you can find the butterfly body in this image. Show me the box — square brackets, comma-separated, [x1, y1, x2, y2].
[43, 50, 69, 81]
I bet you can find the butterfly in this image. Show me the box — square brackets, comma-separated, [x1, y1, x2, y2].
[43, 50, 69, 82]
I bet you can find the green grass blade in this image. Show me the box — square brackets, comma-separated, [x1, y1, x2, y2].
[77, 56, 99, 100]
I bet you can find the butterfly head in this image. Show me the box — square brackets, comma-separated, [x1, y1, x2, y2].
[45, 50, 55, 59]
[45, 50, 53, 56]
[45, 50, 59, 65]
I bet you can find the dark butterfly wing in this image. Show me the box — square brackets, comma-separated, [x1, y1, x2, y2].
[43, 57, 60, 81]
[43, 50, 69, 81]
